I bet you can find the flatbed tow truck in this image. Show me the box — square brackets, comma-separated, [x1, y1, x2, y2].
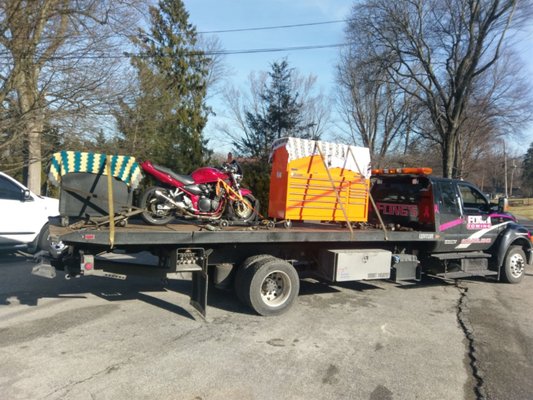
[34, 162, 532, 318]
[34, 140, 532, 317]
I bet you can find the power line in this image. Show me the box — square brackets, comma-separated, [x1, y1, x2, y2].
[3, 18, 348, 42]
[207, 43, 349, 55]
[0, 42, 350, 61]
[0, 18, 351, 61]
[0, 17, 349, 59]
[198, 19, 347, 34]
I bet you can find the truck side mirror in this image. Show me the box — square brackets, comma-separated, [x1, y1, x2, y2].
[498, 197, 509, 213]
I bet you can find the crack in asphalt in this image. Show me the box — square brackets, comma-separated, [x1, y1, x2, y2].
[41, 362, 127, 400]
[456, 282, 487, 400]
[41, 323, 205, 400]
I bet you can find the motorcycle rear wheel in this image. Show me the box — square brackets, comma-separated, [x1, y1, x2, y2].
[226, 194, 259, 223]
[140, 186, 175, 225]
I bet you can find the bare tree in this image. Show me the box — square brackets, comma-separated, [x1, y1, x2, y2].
[346, 0, 532, 177]
[198, 34, 231, 101]
[217, 73, 269, 149]
[218, 61, 332, 156]
[453, 49, 533, 178]
[336, 45, 420, 167]
[0, 0, 146, 192]
[294, 73, 332, 140]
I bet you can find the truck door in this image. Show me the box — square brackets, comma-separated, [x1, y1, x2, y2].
[433, 179, 464, 252]
[455, 181, 501, 251]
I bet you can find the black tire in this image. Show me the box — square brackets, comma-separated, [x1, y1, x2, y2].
[226, 194, 259, 223]
[240, 257, 299, 316]
[140, 186, 175, 225]
[28, 223, 51, 254]
[234, 255, 276, 303]
[501, 245, 526, 284]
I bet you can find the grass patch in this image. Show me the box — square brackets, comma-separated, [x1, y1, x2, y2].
[509, 206, 533, 220]
[508, 198, 533, 219]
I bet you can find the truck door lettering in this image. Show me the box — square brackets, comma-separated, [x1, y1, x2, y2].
[466, 215, 492, 230]
[455, 221, 510, 249]
[460, 238, 491, 244]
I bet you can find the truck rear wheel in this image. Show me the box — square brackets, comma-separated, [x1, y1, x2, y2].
[234, 255, 275, 303]
[501, 245, 526, 284]
[240, 258, 299, 316]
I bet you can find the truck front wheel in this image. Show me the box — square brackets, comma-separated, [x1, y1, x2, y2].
[241, 258, 299, 316]
[501, 245, 526, 284]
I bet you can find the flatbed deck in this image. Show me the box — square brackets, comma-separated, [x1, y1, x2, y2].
[49, 219, 438, 247]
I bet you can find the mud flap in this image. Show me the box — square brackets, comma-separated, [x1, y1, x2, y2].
[191, 269, 208, 319]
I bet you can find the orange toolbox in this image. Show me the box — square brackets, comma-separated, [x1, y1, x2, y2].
[268, 137, 371, 223]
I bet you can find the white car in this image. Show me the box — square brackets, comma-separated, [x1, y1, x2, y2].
[0, 171, 59, 253]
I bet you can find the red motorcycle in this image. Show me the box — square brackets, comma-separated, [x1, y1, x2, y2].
[139, 155, 258, 226]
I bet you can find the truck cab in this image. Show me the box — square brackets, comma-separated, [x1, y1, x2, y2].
[369, 168, 531, 282]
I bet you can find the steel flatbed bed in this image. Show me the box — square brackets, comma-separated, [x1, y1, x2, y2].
[44, 219, 442, 317]
[49, 220, 437, 247]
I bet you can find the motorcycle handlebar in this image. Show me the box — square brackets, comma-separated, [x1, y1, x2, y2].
[221, 160, 240, 174]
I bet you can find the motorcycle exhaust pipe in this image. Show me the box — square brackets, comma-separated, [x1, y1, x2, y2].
[154, 189, 187, 210]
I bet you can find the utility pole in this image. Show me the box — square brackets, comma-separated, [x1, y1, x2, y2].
[510, 159, 517, 197]
[503, 141, 508, 197]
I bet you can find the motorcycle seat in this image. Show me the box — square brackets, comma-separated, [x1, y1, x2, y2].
[152, 164, 195, 185]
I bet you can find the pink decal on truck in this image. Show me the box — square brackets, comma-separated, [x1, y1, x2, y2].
[439, 218, 463, 231]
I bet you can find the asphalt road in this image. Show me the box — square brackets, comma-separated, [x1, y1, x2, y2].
[0, 252, 532, 400]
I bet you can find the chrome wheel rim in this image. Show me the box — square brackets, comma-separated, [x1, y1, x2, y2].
[260, 270, 291, 307]
[509, 252, 525, 278]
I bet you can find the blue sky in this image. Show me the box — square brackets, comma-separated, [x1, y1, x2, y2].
[183, 0, 352, 152]
[184, 0, 351, 88]
[182, 0, 533, 155]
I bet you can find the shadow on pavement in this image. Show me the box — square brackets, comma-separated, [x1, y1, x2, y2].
[0, 252, 252, 320]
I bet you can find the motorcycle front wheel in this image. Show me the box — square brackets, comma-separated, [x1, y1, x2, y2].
[226, 194, 259, 223]
[140, 186, 175, 225]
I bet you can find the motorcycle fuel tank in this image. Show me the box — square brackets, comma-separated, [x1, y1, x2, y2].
[191, 167, 229, 184]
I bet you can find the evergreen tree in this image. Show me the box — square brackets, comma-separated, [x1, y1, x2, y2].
[232, 60, 322, 212]
[116, 0, 211, 172]
[522, 142, 533, 197]
[236, 59, 314, 161]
